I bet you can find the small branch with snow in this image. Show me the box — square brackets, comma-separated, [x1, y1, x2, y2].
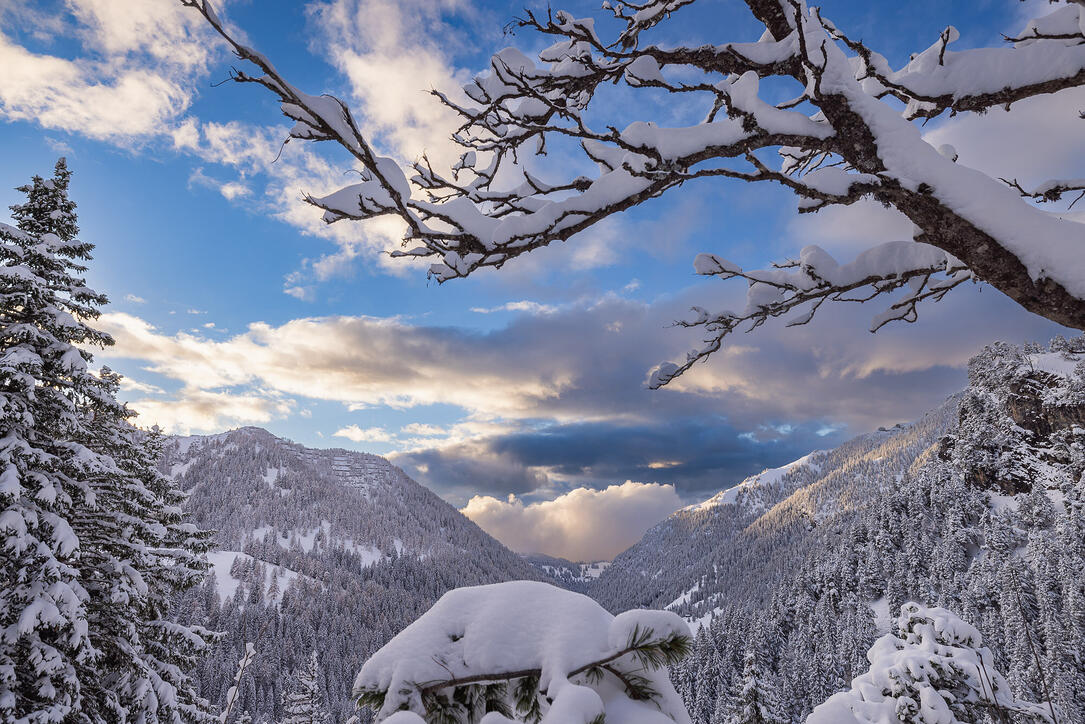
[650, 242, 970, 388]
[1003, 177, 1085, 209]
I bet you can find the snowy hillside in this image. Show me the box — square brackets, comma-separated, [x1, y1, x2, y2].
[524, 554, 611, 591]
[162, 427, 551, 723]
[589, 411, 949, 622]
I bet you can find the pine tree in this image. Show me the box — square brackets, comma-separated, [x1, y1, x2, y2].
[281, 651, 328, 724]
[725, 649, 785, 724]
[0, 159, 214, 722]
[75, 392, 217, 721]
[0, 158, 112, 721]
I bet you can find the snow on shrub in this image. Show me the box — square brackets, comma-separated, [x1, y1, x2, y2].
[353, 581, 693, 723]
[806, 602, 1054, 724]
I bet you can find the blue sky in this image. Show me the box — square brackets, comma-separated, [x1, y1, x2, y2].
[0, 0, 1075, 558]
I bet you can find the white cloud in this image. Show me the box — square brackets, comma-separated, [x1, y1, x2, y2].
[123, 293, 146, 304]
[470, 301, 558, 316]
[188, 167, 251, 201]
[334, 424, 393, 443]
[128, 389, 294, 435]
[461, 482, 682, 561]
[0, 0, 227, 143]
[401, 423, 447, 436]
[308, 0, 477, 166]
[117, 377, 163, 395]
[96, 271, 1065, 440]
[96, 311, 579, 421]
[284, 285, 317, 302]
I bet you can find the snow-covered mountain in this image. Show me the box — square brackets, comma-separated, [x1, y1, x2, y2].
[162, 338, 1085, 724]
[162, 427, 551, 723]
[589, 410, 950, 623]
[588, 338, 1085, 722]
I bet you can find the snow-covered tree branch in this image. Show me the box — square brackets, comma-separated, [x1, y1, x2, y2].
[184, 0, 1085, 385]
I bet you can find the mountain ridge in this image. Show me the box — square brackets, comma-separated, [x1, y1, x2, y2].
[162, 425, 556, 723]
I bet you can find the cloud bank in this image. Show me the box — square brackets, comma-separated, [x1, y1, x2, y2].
[461, 482, 682, 561]
[97, 275, 1065, 502]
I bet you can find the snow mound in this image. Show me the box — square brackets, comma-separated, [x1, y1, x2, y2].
[355, 581, 691, 724]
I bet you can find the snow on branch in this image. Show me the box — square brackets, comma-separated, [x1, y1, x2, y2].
[830, 5, 1085, 121]
[649, 241, 971, 388]
[1003, 176, 1085, 209]
[353, 581, 692, 723]
[184, 0, 1085, 377]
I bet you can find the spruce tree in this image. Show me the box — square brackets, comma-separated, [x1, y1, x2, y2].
[75, 381, 216, 721]
[725, 649, 785, 724]
[0, 159, 214, 722]
[281, 651, 328, 724]
[0, 159, 110, 721]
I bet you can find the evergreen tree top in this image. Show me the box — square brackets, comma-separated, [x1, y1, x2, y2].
[11, 158, 78, 242]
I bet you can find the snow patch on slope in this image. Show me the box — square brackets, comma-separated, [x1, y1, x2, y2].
[205, 550, 303, 604]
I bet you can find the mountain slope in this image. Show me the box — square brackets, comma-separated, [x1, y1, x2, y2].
[589, 410, 952, 621]
[162, 427, 550, 723]
[590, 338, 1085, 723]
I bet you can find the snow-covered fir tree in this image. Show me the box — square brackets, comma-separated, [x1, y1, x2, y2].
[75, 375, 216, 721]
[725, 649, 785, 724]
[0, 158, 103, 722]
[807, 603, 1052, 724]
[281, 651, 328, 724]
[0, 159, 213, 722]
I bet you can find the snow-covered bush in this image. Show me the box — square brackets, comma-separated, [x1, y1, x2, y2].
[353, 581, 693, 723]
[806, 602, 1054, 724]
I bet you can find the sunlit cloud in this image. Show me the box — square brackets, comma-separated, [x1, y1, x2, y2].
[334, 424, 394, 443]
[461, 482, 683, 561]
[0, 0, 228, 143]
